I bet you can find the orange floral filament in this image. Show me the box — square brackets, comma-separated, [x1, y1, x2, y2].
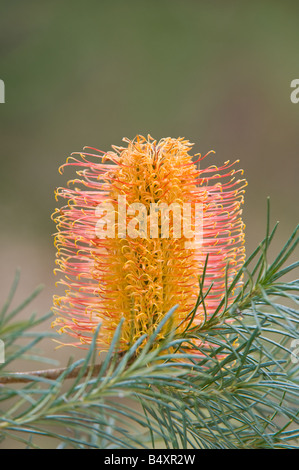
[52, 135, 246, 351]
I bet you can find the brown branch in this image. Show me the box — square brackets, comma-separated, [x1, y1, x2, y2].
[0, 350, 130, 385]
[0, 363, 103, 385]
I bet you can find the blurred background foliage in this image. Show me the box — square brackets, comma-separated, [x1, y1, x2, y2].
[0, 1, 298, 361]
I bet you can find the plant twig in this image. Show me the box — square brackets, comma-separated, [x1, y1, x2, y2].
[0, 363, 102, 385]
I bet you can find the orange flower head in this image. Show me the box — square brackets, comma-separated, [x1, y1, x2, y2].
[52, 135, 246, 351]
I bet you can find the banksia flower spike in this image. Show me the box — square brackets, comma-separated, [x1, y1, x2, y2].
[52, 135, 247, 352]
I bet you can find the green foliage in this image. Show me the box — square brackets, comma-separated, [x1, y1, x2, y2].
[0, 214, 298, 449]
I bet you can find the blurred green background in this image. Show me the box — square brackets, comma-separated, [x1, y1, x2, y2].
[0, 0, 298, 346]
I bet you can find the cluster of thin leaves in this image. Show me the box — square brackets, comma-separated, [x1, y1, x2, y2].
[0, 212, 298, 448]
